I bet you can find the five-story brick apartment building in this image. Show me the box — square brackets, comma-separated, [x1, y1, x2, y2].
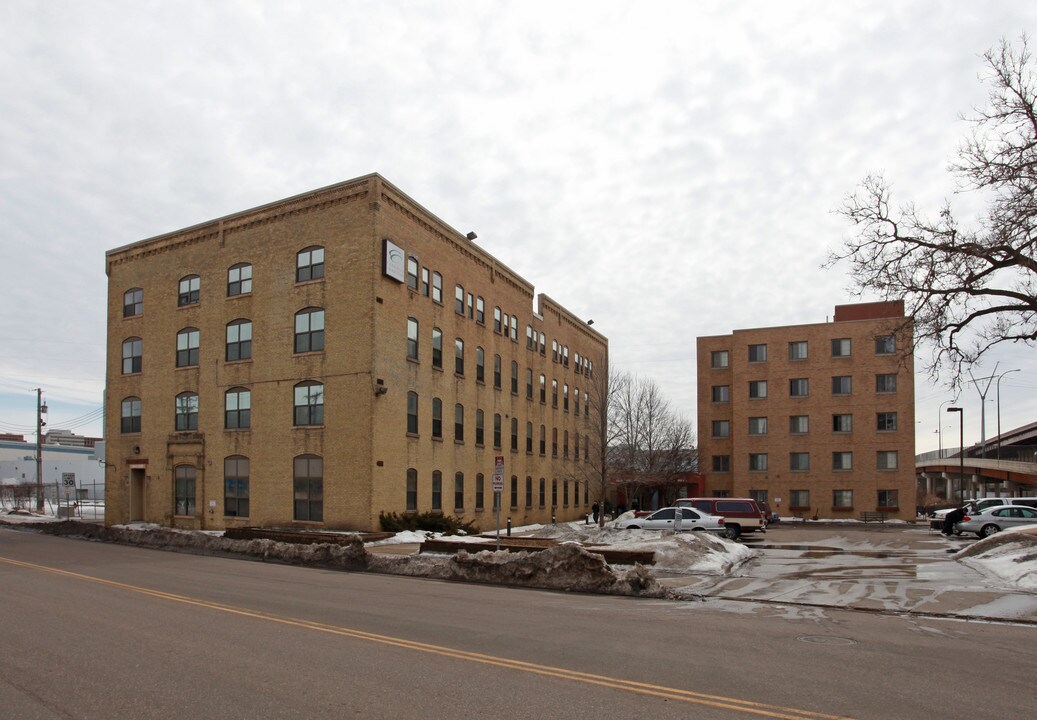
[105, 173, 606, 532]
[696, 302, 915, 521]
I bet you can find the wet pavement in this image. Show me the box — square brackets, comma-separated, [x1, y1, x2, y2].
[658, 522, 1037, 623]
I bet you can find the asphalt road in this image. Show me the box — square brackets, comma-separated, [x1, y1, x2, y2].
[1, 526, 1033, 720]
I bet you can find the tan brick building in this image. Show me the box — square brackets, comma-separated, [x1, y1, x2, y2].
[105, 173, 606, 532]
[696, 302, 915, 521]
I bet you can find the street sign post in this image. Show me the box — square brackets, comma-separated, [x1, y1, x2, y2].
[493, 456, 504, 550]
[61, 473, 76, 519]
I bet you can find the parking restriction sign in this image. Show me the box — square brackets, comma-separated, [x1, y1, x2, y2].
[492, 456, 504, 492]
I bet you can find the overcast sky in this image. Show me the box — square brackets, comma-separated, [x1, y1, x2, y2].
[2, 1, 1036, 454]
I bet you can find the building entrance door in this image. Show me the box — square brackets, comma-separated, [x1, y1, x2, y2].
[129, 468, 145, 521]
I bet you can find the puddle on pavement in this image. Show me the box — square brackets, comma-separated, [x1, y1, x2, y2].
[756, 544, 917, 560]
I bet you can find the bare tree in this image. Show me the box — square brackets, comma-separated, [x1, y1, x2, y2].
[829, 36, 1037, 384]
[569, 364, 628, 527]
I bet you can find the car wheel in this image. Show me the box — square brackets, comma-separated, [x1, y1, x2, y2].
[626, 525, 641, 530]
[980, 524, 1000, 538]
[724, 525, 742, 540]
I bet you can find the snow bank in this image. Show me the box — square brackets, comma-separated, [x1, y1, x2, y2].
[955, 526, 1037, 591]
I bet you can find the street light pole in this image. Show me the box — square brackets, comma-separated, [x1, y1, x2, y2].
[947, 407, 964, 503]
[995, 369, 1021, 461]
[937, 399, 957, 459]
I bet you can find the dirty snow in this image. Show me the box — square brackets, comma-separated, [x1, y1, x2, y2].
[956, 525, 1037, 591]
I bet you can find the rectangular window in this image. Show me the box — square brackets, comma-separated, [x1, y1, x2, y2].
[748, 453, 768, 471]
[712, 385, 730, 403]
[877, 489, 899, 509]
[831, 338, 851, 357]
[454, 404, 464, 442]
[832, 414, 852, 432]
[788, 341, 808, 360]
[749, 380, 768, 399]
[832, 452, 853, 470]
[790, 452, 809, 471]
[292, 455, 323, 522]
[875, 335, 895, 355]
[455, 285, 465, 315]
[712, 455, 730, 472]
[789, 378, 809, 397]
[789, 415, 809, 434]
[454, 473, 464, 510]
[454, 339, 464, 375]
[228, 264, 252, 296]
[748, 344, 767, 363]
[406, 257, 419, 290]
[432, 272, 442, 303]
[475, 410, 484, 445]
[174, 466, 196, 515]
[407, 393, 419, 435]
[877, 450, 899, 470]
[421, 267, 430, 296]
[123, 288, 143, 317]
[476, 474, 485, 510]
[178, 276, 200, 306]
[711, 350, 729, 369]
[525, 477, 533, 507]
[431, 398, 442, 439]
[833, 489, 853, 509]
[789, 489, 810, 509]
[831, 376, 852, 395]
[476, 297, 485, 324]
[510, 476, 518, 508]
[748, 417, 767, 435]
[494, 414, 502, 449]
[226, 320, 252, 361]
[407, 318, 419, 360]
[877, 412, 898, 431]
[876, 373, 897, 393]
[224, 457, 250, 517]
[711, 420, 730, 438]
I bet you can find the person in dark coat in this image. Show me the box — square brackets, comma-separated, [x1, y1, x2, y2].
[943, 506, 966, 535]
[592, 502, 599, 522]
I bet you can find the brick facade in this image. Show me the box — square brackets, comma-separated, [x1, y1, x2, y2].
[105, 174, 606, 532]
[696, 303, 915, 520]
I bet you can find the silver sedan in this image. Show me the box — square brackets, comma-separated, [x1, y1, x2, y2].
[614, 507, 726, 533]
[957, 505, 1037, 538]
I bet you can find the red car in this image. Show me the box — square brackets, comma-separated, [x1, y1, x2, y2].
[674, 497, 767, 539]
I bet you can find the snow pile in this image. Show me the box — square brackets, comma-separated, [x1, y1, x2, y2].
[528, 522, 756, 574]
[956, 526, 1037, 591]
[5, 520, 665, 597]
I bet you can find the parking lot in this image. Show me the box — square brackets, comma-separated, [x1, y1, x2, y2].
[659, 521, 1037, 623]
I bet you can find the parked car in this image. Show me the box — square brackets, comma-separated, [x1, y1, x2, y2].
[931, 497, 1037, 519]
[956, 505, 1037, 538]
[614, 507, 726, 533]
[674, 497, 766, 539]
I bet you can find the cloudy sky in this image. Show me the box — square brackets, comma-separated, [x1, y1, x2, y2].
[2, 0, 1036, 454]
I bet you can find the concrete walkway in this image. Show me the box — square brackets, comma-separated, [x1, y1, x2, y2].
[660, 522, 1037, 623]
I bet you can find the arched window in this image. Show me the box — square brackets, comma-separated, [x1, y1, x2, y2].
[407, 318, 419, 360]
[176, 328, 200, 367]
[296, 246, 325, 283]
[432, 328, 443, 369]
[293, 454, 323, 521]
[406, 468, 418, 511]
[174, 465, 196, 515]
[175, 392, 199, 431]
[225, 387, 251, 429]
[293, 381, 324, 426]
[454, 472, 464, 510]
[227, 263, 252, 296]
[226, 319, 252, 361]
[122, 337, 142, 374]
[295, 308, 325, 353]
[178, 275, 200, 306]
[121, 397, 141, 433]
[454, 338, 464, 375]
[431, 398, 443, 439]
[407, 392, 419, 434]
[123, 288, 143, 317]
[431, 470, 442, 510]
[475, 347, 485, 382]
[454, 404, 464, 442]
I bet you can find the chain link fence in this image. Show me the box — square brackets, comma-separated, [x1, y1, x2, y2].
[0, 480, 105, 522]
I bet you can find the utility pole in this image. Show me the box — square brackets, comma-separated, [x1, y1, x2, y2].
[35, 388, 47, 513]
[968, 365, 997, 458]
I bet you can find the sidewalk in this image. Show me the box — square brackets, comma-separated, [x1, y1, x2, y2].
[660, 523, 1037, 623]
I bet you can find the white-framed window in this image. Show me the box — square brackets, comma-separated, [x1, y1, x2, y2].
[431, 272, 442, 303]
[124, 287, 143, 317]
[176, 328, 200, 367]
[175, 392, 199, 431]
[406, 257, 419, 290]
[122, 337, 142, 374]
[293, 381, 324, 426]
[225, 387, 251, 429]
[121, 397, 141, 433]
[226, 319, 252, 361]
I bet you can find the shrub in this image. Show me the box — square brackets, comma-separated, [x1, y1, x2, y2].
[379, 511, 479, 535]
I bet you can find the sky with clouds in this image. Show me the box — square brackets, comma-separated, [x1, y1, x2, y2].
[1, 0, 1036, 453]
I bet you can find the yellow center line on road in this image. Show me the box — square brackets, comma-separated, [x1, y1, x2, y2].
[1, 555, 854, 720]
